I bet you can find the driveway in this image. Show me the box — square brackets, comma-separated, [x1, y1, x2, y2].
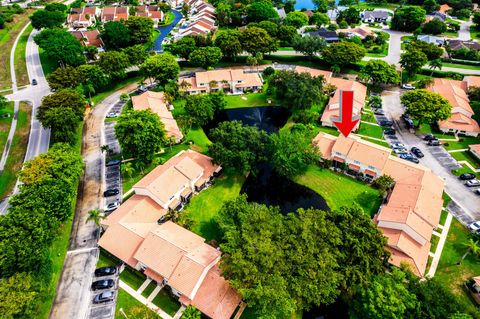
[381, 89, 480, 222]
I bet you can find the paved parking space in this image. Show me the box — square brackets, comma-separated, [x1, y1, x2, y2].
[88, 273, 120, 319]
[428, 146, 462, 170]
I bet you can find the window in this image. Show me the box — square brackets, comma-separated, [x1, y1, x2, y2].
[368, 165, 375, 170]
[334, 151, 342, 156]
[354, 160, 361, 165]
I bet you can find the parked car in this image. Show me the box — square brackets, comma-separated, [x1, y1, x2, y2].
[32, 79, 37, 85]
[380, 120, 394, 127]
[106, 112, 119, 118]
[106, 159, 121, 167]
[93, 291, 115, 304]
[94, 266, 117, 277]
[103, 189, 119, 197]
[383, 128, 396, 135]
[374, 108, 385, 115]
[399, 153, 419, 163]
[465, 179, 480, 187]
[476, 189, 480, 195]
[402, 114, 415, 128]
[468, 221, 480, 232]
[104, 201, 120, 212]
[393, 148, 408, 155]
[459, 173, 476, 180]
[92, 279, 115, 291]
[423, 134, 437, 141]
[401, 84, 415, 90]
[411, 147, 424, 158]
[427, 140, 441, 146]
[391, 142, 406, 149]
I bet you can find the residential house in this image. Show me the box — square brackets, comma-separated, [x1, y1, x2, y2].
[327, 6, 347, 20]
[417, 34, 445, 46]
[313, 132, 444, 276]
[100, 6, 129, 22]
[463, 75, 480, 88]
[294, 66, 332, 83]
[67, 7, 98, 28]
[304, 10, 314, 18]
[71, 30, 105, 51]
[438, 3, 452, 15]
[135, 5, 164, 27]
[132, 150, 221, 211]
[469, 144, 480, 160]
[337, 26, 375, 40]
[131, 91, 183, 143]
[307, 27, 339, 43]
[276, 7, 286, 19]
[425, 12, 447, 22]
[98, 214, 241, 319]
[362, 10, 389, 23]
[180, 1, 217, 38]
[447, 39, 480, 51]
[178, 69, 263, 94]
[427, 78, 480, 136]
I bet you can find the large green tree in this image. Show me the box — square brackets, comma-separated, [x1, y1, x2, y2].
[30, 9, 65, 29]
[98, 51, 131, 79]
[214, 29, 242, 60]
[240, 26, 279, 55]
[270, 70, 324, 110]
[391, 6, 426, 31]
[407, 40, 443, 60]
[361, 60, 400, 86]
[208, 121, 270, 173]
[77, 64, 110, 92]
[140, 53, 180, 86]
[310, 12, 330, 26]
[122, 44, 149, 66]
[284, 11, 309, 28]
[400, 49, 428, 77]
[401, 89, 452, 124]
[337, 7, 361, 25]
[46, 66, 82, 91]
[125, 16, 154, 45]
[114, 109, 167, 163]
[321, 41, 366, 66]
[422, 18, 447, 35]
[168, 36, 197, 60]
[247, 0, 278, 22]
[101, 21, 131, 50]
[189, 46, 223, 68]
[34, 29, 85, 67]
[291, 35, 327, 58]
[183, 94, 217, 127]
[0, 273, 38, 319]
[268, 129, 320, 177]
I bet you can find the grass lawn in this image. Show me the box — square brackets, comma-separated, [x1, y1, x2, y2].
[151, 287, 180, 317]
[441, 31, 459, 38]
[38, 47, 58, 77]
[278, 47, 295, 51]
[141, 281, 157, 298]
[294, 165, 383, 217]
[0, 101, 14, 153]
[443, 136, 480, 150]
[182, 171, 245, 241]
[361, 110, 376, 123]
[443, 62, 480, 71]
[450, 150, 480, 169]
[223, 92, 276, 108]
[120, 266, 146, 291]
[0, 102, 30, 200]
[435, 218, 480, 318]
[159, 11, 175, 26]
[92, 75, 142, 106]
[115, 288, 157, 318]
[358, 122, 384, 139]
[451, 164, 477, 177]
[431, 234, 440, 252]
[97, 249, 121, 268]
[365, 43, 388, 58]
[13, 23, 32, 88]
[440, 210, 449, 225]
[121, 144, 189, 192]
[0, 9, 33, 90]
[361, 136, 390, 148]
[351, 2, 398, 10]
[470, 25, 480, 40]
[185, 127, 211, 153]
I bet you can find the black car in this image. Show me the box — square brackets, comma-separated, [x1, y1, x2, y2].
[32, 79, 37, 85]
[423, 134, 437, 141]
[106, 159, 121, 167]
[427, 140, 440, 146]
[103, 189, 119, 197]
[411, 147, 424, 158]
[459, 173, 476, 180]
[400, 153, 419, 164]
[92, 279, 115, 290]
[93, 291, 115, 304]
[94, 266, 117, 277]
[402, 114, 415, 128]
[380, 120, 394, 127]
[383, 128, 396, 135]
[374, 108, 385, 115]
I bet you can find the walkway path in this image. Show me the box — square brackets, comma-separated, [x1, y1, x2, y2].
[426, 212, 453, 278]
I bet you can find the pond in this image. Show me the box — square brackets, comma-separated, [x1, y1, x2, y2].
[241, 164, 330, 214]
[294, 0, 365, 10]
[151, 9, 183, 53]
[204, 106, 291, 135]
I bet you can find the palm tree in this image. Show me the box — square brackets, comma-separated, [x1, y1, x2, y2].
[459, 238, 480, 264]
[121, 162, 135, 180]
[429, 59, 443, 75]
[100, 145, 110, 154]
[209, 80, 218, 92]
[330, 64, 341, 76]
[86, 209, 104, 226]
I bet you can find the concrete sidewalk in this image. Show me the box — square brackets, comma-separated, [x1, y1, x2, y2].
[426, 212, 453, 278]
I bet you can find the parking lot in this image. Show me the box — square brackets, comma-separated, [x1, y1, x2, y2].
[87, 269, 120, 319]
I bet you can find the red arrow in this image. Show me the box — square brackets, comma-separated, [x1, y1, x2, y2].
[330, 90, 359, 138]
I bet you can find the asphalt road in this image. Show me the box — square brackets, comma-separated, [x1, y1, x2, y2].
[381, 89, 480, 221]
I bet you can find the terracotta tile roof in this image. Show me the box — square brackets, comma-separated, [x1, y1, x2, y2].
[132, 91, 183, 141]
[115, 13, 128, 21]
[294, 66, 332, 83]
[438, 113, 480, 133]
[312, 132, 336, 158]
[464, 76, 480, 88]
[337, 26, 374, 39]
[70, 30, 104, 48]
[439, 3, 452, 14]
[469, 144, 480, 156]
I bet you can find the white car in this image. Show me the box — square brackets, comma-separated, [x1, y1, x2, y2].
[401, 84, 416, 90]
[465, 179, 480, 187]
[393, 148, 408, 155]
[468, 221, 480, 233]
[391, 143, 406, 149]
[104, 201, 120, 212]
[106, 112, 119, 118]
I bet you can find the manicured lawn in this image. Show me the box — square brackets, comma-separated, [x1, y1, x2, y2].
[141, 281, 157, 298]
[443, 136, 480, 151]
[121, 144, 189, 193]
[358, 122, 384, 139]
[435, 218, 480, 318]
[0, 102, 30, 200]
[182, 171, 245, 241]
[115, 288, 157, 318]
[14, 23, 32, 88]
[361, 136, 390, 148]
[443, 62, 480, 71]
[0, 9, 33, 90]
[97, 249, 121, 268]
[443, 192, 452, 206]
[151, 287, 180, 317]
[38, 47, 58, 77]
[91, 75, 142, 106]
[185, 127, 211, 153]
[450, 150, 480, 169]
[365, 43, 388, 58]
[361, 110, 376, 123]
[278, 47, 295, 51]
[294, 165, 383, 217]
[0, 101, 14, 154]
[440, 210, 449, 225]
[430, 234, 440, 252]
[159, 11, 175, 26]
[120, 266, 146, 291]
[451, 164, 477, 177]
[223, 92, 276, 108]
